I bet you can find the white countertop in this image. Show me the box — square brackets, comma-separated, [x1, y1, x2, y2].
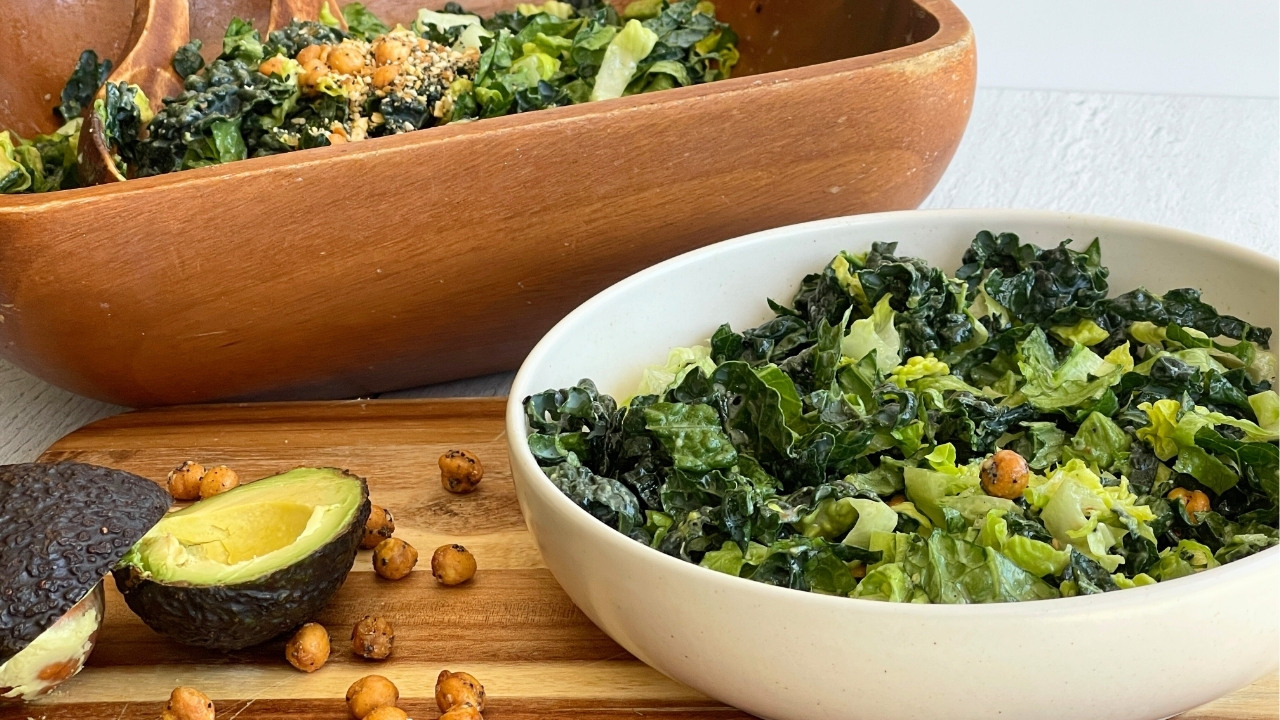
[2, 87, 1277, 464]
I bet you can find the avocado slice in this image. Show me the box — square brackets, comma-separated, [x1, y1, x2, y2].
[113, 467, 370, 651]
[0, 462, 170, 665]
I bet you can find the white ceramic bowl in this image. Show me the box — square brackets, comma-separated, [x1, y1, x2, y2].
[504, 210, 1280, 720]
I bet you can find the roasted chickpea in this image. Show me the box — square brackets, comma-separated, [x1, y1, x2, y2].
[979, 449, 1030, 500]
[351, 615, 394, 660]
[360, 505, 396, 549]
[439, 705, 483, 720]
[439, 449, 483, 493]
[431, 543, 477, 586]
[328, 43, 365, 74]
[166, 460, 205, 501]
[373, 538, 418, 580]
[199, 465, 239, 498]
[851, 563, 867, 579]
[301, 60, 332, 89]
[372, 63, 401, 89]
[296, 44, 329, 66]
[327, 132, 348, 145]
[435, 670, 486, 712]
[1168, 487, 1211, 517]
[346, 675, 399, 719]
[258, 54, 287, 76]
[285, 622, 330, 672]
[886, 493, 906, 507]
[165, 686, 215, 720]
[364, 707, 409, 720]
[373, 38, 409, 66]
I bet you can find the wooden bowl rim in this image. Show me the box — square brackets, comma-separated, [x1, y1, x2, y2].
[0, 0, 971, 212]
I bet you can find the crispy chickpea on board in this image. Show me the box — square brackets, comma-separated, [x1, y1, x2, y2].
[351, 615, 394, 660]
[435, 670, 486, 713]
[346, 675, 399, 719]
[431, 544, 478, 586]
[198, 464, 240, 498]
[365, 707, 410, 720]
[372, 537, 418, 580]
[439, 450, 483, 493]
[165, 460, 204, 500]
[162, 687, 215, 720]
[285, 622, 331, 672]
[360, 505, 396, 549]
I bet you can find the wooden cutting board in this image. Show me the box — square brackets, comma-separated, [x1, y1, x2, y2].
[11, 399, 1278, 720]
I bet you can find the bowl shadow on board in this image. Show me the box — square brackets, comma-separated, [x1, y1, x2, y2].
[0, 0, 974, 407]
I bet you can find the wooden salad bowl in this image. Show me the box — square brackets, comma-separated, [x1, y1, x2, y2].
[0, 0, 975, 407]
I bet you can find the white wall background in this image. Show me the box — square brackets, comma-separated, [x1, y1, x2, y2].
[957, 0, 1280, 97]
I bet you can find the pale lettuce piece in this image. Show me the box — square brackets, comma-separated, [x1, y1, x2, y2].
[841, 295, 902, 374]
[842, 499, 900, 549]
[889, 500, 934, 533]
[508, 45, 562, 86]
[1251, 391, 1279, 437]
[0, 132, 31, 193]
[701, 535, 757, 573]
[1112, 573, 1158, 589]
[634, 345, 717, 397]
[851, 563, 916, 602]
[829, 252, 872, 314]
[517, 1, 576, 17]
[1063, 411, 1129, 472]
[1028, 460, 1154, 572]
[1015, 327, 1132, 411]
[1150, 539, 1219, 581]
[1050, 318, 1110, 346]
[975, 510, 1069, 577]
[1127, 321, 1166, 346]
[938, 494, 1020, 527]
[798, 497, 897, 548]
[415, 9, 493, 49]
[589, 19, 658, 101]
[903, 461, 981, 528]
[1134, 348, 1229, 376]
[924, 443, 963, 474]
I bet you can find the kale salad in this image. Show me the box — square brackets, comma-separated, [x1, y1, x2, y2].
[523, 232, 1280, 603]
[0, 0, 739, 191]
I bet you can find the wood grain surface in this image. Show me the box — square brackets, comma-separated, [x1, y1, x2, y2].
[0, 0, 975, 408]
[7, 398, 1276, 720]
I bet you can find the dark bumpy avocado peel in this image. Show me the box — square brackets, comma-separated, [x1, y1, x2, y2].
[112, 468, 370, 651]
[0, 462, 170, 664]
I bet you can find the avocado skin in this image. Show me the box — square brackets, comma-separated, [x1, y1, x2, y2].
[0, 462, 170, 664]
[112, 475, 370, 651]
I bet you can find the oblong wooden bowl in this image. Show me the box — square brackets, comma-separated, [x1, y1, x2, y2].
[0, 0, 975, 407]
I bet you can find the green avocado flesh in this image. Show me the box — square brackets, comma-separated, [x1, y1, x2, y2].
[123, 468, 362, 586]
[113, 467, 370, 650]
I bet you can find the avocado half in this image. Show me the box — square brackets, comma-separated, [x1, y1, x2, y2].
[113, 467, 370, 651]
[1, 462, 170, 700]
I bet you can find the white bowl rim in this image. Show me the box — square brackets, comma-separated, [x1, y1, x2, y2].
[506, 207, 1280, 618]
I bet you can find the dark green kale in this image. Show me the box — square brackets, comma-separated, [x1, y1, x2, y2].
[58, 50, 112, 124]
[172, 40, 206, 78]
